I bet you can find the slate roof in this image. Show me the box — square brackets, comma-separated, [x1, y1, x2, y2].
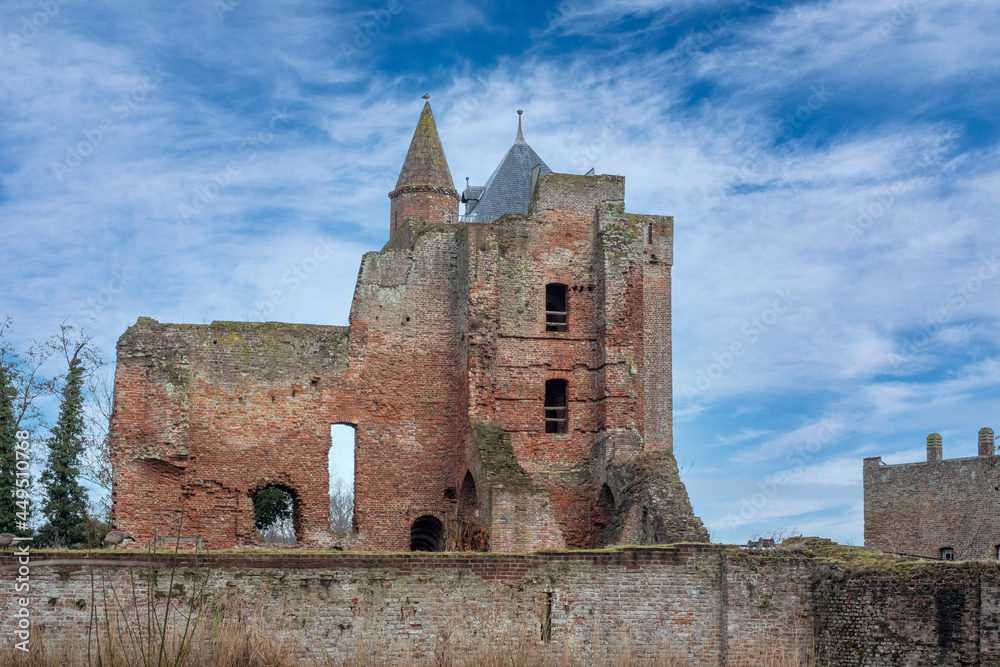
[462, 185, 485, 202]
[461, 114, 551, 223]
[393, 101, 456, 193]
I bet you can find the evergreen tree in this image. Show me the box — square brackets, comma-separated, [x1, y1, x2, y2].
[40, 356, 89, 546]
[254, 486, 293, 531]
[0, 364, 21, 533]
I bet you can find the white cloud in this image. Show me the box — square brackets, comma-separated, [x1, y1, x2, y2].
[2, 0, 999, 544]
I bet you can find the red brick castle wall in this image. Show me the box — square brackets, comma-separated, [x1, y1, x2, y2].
[110, 104, 707, 551]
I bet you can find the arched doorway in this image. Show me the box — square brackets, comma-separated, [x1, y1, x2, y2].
[592, 483, 615, 546]
[410, 515, 444, 552]
[458, 471, 478, 521]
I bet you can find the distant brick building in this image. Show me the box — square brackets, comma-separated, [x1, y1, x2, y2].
[109, 102, 708, 551]
[864, 428, 999, 560]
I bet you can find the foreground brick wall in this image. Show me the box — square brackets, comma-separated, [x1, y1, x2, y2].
[864, 429, 1000, 560]
[6, 545, 1000, 665]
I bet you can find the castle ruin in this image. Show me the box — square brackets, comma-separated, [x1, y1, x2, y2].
[109, 102, 708, 551]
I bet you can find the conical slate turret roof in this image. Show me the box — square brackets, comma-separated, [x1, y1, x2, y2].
[393, 101, 456, 192]
[461, 111, 551, 224]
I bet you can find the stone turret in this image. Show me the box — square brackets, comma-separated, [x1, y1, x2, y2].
[388, 101, 459, 236]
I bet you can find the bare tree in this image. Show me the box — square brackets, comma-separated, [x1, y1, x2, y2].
[80, 373, 114, 491]
[258, 517, 296, 544]
[47, 323, 103, 378]
[329, 477, 354, 533]
[0, 317, 57, 533]
[0, 317, 57, 433]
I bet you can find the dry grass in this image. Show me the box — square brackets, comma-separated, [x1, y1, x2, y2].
[0, 614, 814, 667]
[0, 565, 814, 667]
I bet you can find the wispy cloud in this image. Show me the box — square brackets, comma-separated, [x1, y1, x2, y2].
[2, 0, 999, 544]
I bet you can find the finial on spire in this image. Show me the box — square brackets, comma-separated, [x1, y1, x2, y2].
[516, 109, 524, 143]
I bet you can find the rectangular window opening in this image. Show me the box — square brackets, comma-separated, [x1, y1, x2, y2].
[545, 379, 568, 434]
[940, 547, 954, 561]
[546, 284, 568, 332]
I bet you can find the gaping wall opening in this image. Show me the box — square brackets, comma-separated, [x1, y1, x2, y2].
[592, 483, 615, 545]
[253, 485, 296, 544]
[458, 471, 478, 522]
[410, 515, 445, 552]
[329, 423, 356, 532]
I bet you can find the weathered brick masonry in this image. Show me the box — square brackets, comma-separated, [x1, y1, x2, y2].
[865, 427, 1000, 560]
[6, 544, 1000, 665]
[110, 102, 707, 551]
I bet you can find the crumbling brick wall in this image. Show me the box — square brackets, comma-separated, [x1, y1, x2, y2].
[110, 170, 707, 551]
[111, 321, 356, 548]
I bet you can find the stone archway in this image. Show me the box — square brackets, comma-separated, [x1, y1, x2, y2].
[458, 471, 478, 522]
[410, 515, 444, 552]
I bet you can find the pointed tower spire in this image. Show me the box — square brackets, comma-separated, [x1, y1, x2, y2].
[515, 109, 525, 143]
[388, 101, 459, 237]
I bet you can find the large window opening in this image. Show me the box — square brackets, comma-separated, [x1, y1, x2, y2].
[254, 485, 296, 544]
[329, 424, 356, 533]
[545, 379, 568, 434]
[410, 515, 445, 552]
[545, 284, 568, 332]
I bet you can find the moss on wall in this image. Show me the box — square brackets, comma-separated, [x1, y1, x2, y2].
[471, 422, 538, 492]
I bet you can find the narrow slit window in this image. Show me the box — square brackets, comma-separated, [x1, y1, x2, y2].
[546, 284, 568, 332]
[544, 379, 568, 434]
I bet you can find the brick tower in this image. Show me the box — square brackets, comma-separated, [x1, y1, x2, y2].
[387, 101, 460, 236]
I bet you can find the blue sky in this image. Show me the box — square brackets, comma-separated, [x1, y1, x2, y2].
[2, 0, 999, 545]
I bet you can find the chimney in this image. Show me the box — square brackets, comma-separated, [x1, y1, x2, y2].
[979, 427, 995, 456]
[926, 433, 942, 462]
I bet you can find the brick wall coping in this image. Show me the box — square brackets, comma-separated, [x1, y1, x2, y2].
[865, 454, 996, 469]
[2, 544, 729, 573]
